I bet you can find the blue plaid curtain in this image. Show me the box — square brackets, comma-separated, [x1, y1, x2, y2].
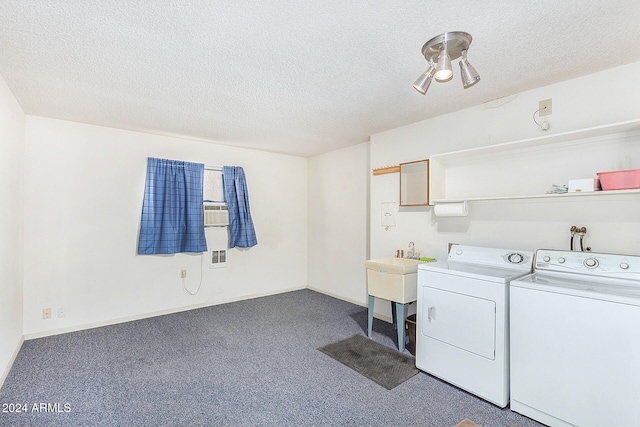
[223, 166, 257, 248]
[138, 158, 207, 255]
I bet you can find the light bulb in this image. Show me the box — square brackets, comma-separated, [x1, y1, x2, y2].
[434, 49, 453, 82]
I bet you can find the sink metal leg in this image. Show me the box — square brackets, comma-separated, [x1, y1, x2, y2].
[391, 302, 397, 330]
[367, 295, 375, 337]
[394, 302, 409, 351]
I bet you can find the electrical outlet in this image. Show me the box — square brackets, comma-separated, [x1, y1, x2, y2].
[42, 308, 51, 319]
[181, 269, 187, 279]
[539, 98, 552, 116]
[57, 308, 65, 318]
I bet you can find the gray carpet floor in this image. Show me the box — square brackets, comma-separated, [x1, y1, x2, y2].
[0, 289, 543, 427]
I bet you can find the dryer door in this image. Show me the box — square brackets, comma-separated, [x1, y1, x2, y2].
[421, 286, 496, 359]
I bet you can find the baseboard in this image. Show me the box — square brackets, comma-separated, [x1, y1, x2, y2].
[24, 285, 307, 341]
[306, 286, 393, 323]
[306, 286, 367, 308]
[0, 334, 24, 389]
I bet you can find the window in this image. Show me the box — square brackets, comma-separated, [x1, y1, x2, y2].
[203, 168, 224, 202]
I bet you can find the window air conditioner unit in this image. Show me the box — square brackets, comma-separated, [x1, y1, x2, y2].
[203, 202, 229, 227]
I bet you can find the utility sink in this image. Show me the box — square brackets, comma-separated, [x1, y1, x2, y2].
[364, 257, 424, 275]
[365, 258, 425, 303]
[366, 257, 428, 351]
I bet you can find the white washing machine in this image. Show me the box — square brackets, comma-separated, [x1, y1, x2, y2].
[416, 244, 533, 408]
[510, 249, 640, 427]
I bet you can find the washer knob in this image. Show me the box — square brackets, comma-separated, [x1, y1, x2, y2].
[620, 262, 630, 270]
[584, 258, 598, 268]
[558, 257, 566, 263]
[543, 256, 551, 262]
[456, 250, 463, 255]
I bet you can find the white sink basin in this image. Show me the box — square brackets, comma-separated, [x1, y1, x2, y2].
[365, 258, 425, 303]
[365, 257, 424, 275]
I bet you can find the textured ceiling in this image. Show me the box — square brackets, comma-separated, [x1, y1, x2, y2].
[2, 1, 640, 157]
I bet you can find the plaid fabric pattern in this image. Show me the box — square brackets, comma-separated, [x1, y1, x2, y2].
[223, 166, 257, 248]
[137, 158, 207, 254]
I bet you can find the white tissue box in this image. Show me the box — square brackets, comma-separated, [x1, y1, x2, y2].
[568, 178, 601, 193]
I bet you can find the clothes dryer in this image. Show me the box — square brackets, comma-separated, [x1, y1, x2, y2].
[416, 244, 533, 407]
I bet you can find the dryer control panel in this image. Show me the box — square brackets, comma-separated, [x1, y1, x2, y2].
[447, 244, 533, 272]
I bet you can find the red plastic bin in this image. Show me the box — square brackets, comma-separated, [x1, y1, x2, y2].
[597, 169, 640, 190]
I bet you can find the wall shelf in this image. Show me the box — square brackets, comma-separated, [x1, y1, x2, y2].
[372, 165, 400, 175]
[429, 118, 640, 204]
[430, 188, 640, 204]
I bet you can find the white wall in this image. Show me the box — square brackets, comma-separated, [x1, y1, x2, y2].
[0, 76, 24, 385]
[7, 60, 640, 369]
[367, 61, 640, 319]
[307, 142, 369, 305]
[23, 117, 308, 337]
[371, 61, 640, 257]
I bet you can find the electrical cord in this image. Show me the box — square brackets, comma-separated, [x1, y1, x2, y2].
[182, 252, 205, 295]
[533, 108, 549, 130]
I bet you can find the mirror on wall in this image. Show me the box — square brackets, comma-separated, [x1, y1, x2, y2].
[400, 159, 429, 206]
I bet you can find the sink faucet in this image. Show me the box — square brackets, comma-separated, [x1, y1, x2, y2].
[407, 242, 415, 258]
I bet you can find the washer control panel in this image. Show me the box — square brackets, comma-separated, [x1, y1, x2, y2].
[535, 249, 640, 279]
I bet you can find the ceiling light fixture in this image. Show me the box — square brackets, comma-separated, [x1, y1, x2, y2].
[414, 31, 480, 95]
[434, 49, 453, 82]
[412, 63, 436, 94]
[459, 50, 480, 88]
